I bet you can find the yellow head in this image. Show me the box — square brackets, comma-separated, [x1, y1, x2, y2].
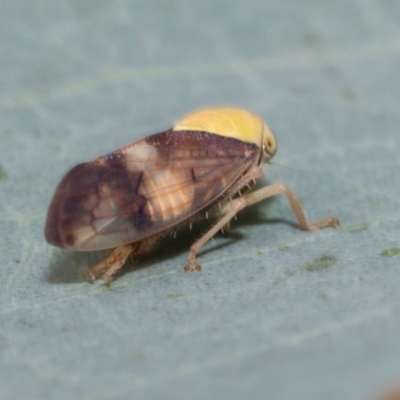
[173, 107, 277, 161]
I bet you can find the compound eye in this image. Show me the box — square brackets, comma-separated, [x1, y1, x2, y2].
[263, 125, 277, 158]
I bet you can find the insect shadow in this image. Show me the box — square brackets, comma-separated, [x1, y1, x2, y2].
[45, 193, 294, 284]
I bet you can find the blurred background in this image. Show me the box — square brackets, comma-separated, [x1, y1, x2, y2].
[1, 1, 400, 399]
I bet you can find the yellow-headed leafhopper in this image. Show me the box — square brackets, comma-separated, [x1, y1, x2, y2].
[45, 108, 339, 282]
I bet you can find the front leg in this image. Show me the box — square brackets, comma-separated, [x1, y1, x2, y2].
[222, 182, 340, 231]
[184, 180, 339, 272]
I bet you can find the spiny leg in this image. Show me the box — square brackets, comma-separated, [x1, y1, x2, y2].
[88, 243, 139, 283]
[184, 181, 339, 272]
[184, 197, 248, 272]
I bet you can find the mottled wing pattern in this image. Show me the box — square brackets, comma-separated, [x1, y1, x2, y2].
[45, 130, 260, 250]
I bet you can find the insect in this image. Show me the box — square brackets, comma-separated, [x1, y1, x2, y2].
[45, 107, 339, 282]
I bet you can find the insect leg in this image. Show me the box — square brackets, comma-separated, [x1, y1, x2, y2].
[189, 181, 339, 272]
[88, 243, 139, 282]
[220, 182, 340, 231]
[184, 197, 248, 272]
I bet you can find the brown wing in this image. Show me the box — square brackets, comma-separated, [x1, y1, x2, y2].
[45, 130, 260, 250]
